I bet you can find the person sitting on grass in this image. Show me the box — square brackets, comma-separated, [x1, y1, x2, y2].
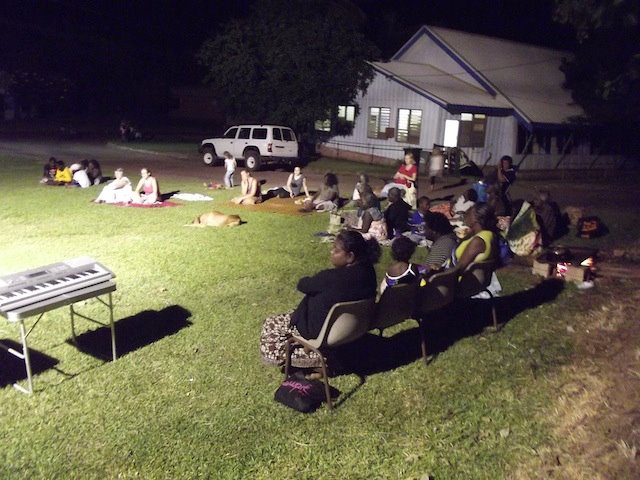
[259, 230, 380, 369]
[263, 166, 310, 201]
[69, 163, 91, 188]
[47, 160, 72, 185]
[94, 168, 132, 203]
[383, 187, 411, 239]
[380, 236, 422, 294]
[40, 157, 58, 183]
[344, 192, 387, 242]
[231, 170, 262, 205]
[87, 159, 103, 185]
[302, 172, 339, 212]
[450, 188, 478, 227]
[131, 167, 160, 204]
[407, 196, 432, 244]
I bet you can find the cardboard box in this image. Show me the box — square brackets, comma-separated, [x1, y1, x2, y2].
[532, 259, 554, 278]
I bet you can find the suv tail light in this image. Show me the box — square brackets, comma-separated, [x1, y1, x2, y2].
[267, 142, 272, 153]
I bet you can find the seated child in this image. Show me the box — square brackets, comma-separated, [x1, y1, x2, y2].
[450, 188, 478, 227]
[380, 236, 423, 294]
[41, 157, 58, 183]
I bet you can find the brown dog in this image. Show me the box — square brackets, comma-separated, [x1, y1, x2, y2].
[187, 211, 241, 227]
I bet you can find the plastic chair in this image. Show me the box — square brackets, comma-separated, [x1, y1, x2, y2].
[455, 261, 499, 331]
[370, 283, 419, 336]
[414, 268, 458, 363]
[284, 298, 376, 409]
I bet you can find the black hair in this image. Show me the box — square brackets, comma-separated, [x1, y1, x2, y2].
[417, 196, 431, 208]
[500, 155, 513, 167]
[361, 192, 379, 209]
[465, 188, 478, 202]
[470, 202, 497, 230]
[336, 230, 381, 264]
[387, 187, 403, 203]
[391, 236, 416, 262]
[424, 212, 454, 235]
[323, 172, 339, 187]
[57, 160, 65, 168]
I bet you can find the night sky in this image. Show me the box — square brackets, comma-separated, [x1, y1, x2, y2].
[1, 0, 573, 115]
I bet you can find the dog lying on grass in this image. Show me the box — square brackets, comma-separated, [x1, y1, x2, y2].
[187, 211, 242, 227]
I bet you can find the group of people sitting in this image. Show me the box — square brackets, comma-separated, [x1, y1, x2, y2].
[94, 167, 161, 205]
[41, 157, 104, 188]
[40, 157, 161, 205]
[259, 202, 499, 370]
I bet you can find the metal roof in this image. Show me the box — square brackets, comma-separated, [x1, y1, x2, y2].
[380, 26, 583, 127]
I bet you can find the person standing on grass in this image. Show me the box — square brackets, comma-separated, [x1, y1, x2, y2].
[260, 230, 380, 368]
[222, 151, 237, 189]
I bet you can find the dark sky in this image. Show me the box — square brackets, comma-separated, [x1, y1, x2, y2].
[0, 0, 574, 114]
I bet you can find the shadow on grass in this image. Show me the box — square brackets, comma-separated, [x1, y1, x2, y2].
[67, 304, 192, 360]
[0, 339, 59, 388]
[336, 278, 565, 377]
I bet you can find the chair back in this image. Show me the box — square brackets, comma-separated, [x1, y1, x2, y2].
[371, 283, 418, 332]
[416, 268, 457, 315]
[456, 261, 494, 299]
[312, 298, 376, 349]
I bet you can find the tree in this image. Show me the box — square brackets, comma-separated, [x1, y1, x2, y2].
[198, 0, 379, 135]
[554, 0, 640, 154]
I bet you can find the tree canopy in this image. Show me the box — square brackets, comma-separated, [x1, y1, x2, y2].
[554, 0, 640, 154]
[198, 0, 379, 134]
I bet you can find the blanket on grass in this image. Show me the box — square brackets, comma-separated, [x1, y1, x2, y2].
[110, 201, 181, 208]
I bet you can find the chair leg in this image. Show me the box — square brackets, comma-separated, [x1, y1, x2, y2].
[286, 340, 333, 409]
[316, 353, 333, 410]
[416, 320, 429, 365]
[486, 290, 499, 331]
[284, 338, 294, 377]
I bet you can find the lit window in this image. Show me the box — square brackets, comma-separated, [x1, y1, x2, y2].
[337, 105, 355, 122]
[367, 107, 391, 139]
[396, 108, 422, 144]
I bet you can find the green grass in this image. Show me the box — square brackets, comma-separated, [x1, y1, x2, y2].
[0, 151, 634, 479]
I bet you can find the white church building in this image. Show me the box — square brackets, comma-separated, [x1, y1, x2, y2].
[318, 26, 620, 171]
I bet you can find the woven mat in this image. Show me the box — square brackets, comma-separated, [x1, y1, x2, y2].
[109, 201, 182, 208]
[228, 197, 314, 216]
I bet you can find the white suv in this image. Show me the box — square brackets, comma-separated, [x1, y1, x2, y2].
[199, 125, 299, 171]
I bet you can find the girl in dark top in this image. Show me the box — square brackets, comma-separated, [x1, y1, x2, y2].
[260, 230, 380, 368]
[380, 236, 422, 294]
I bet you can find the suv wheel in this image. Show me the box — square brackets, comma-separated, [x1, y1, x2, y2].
[244, 149, 261, 171]
[202, 146, 216, 166]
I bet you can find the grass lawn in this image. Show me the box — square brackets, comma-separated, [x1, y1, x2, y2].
[0, 149, 637, 479]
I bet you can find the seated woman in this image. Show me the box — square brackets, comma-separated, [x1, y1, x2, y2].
[40, 157, 58, 183]
[450, 203, 497, 272]
[260, 230, 380, 368]
[345, 192, 387, 242]
[380, 152, 417, 198]
[131, 167, 160, 204]
[302, 172, 339, 212]
[46, 160, 72, 185]
[380, 236, 422, 294]
[94, 168, 132, 203]
[383, 187, 411, 239]
[352, 173, 373, 201]
[87, 159, 103, 185]
[231, 170, 262, 205]
[263, 166, 310, 200]
[422, 212, 458, 275]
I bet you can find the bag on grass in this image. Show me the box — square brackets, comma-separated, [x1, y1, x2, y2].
[274, 371, 327, 413]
